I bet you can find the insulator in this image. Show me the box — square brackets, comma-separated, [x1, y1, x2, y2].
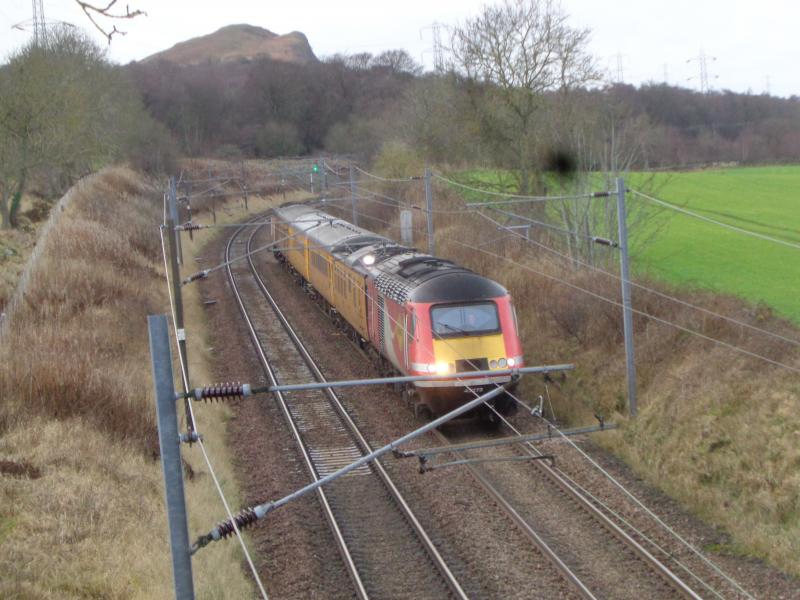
[193, 382, 252, 402]
[216, 507, 258, 539]
[180, 221, 202, 232]
[182, 269, 210, 285]
[591, 237, 618, 247]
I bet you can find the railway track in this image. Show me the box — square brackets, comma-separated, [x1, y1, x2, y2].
[225, 220, 467, 600]
[225, 215, 709, 599]
[432, 422, 705, 600]
[463, 412, 754, 600]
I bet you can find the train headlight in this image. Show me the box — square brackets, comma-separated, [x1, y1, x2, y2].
[489, 359, 498, 369]
[435, 361, 451, 375]
[362, 254, 376, 266]
[507, 357, 516, 367]
[426, 363, 437, 374]
[498, 358, 507, 368]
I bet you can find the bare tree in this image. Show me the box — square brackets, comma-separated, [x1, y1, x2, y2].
[73, 0, 145, 43]
[371, 50, 422, 76]
[450, 0, 598, 194]
[540, 88, 671, 267]
[346, 52, 374, 71]
[0, 26, 157, 228]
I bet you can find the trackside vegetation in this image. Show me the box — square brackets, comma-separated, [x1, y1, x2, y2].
[0, 168, 255, 598]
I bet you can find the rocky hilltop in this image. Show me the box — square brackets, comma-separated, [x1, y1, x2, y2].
[142, 24, 317, 65]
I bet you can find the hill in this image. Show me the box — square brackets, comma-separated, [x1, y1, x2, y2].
[142, 24, 318, 65]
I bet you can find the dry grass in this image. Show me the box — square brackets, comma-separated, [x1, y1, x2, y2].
[0, 166, 261, 598]
[0, 194, 54, 312]
[338, 174, 800, 576]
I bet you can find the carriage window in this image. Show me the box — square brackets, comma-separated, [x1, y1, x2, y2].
[431, 302, 499, 337]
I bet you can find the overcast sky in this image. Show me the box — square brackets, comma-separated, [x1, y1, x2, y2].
[1, 0, 797, 97]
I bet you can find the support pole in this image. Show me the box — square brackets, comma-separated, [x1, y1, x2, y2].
[349, 165, 358, 226]
[165, 218, 194, 433]
[241, 161, 248, 211]
[616, 177, 638, 417]
[400, 209, 413, 246]
[148, 314, 195, 600]
[168, 177, 182, 265]
[321, 158, 328, 190]
[424, 167, 435, 255]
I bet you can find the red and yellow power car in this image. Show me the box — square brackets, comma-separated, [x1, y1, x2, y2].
[271, 203, 523, 419]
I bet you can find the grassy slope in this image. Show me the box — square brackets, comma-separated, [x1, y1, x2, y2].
[629, 166, 800, 322]
[0, 168, 258, 598]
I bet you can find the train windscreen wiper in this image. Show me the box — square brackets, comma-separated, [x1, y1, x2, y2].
[440, 323, 468, 335]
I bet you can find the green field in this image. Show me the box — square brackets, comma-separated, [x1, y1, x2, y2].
[449, 166, 800, 323]
[627, 166, 800, 323]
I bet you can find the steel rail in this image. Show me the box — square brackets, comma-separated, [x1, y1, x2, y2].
[243, 222, 469, 600]
[429, 428, 598, 599]
[224, 223, 369, 600]
[479, 419, 703, 599]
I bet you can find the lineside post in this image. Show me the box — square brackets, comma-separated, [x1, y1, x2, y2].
[400, 209, 414, 246]
[241, 161, 248, 211]
[148, 314, 195, 600]
[616, 177, 638, 416]
[349, 164, 358, 226]
[168, 177, 182, 265]
[322, 158, 328, 190]
[165, 217, 194, 432]
[424, 167, 435, 255]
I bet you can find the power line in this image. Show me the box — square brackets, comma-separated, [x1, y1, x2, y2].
[686, 48, 718, 94]
[353, 165, 421, 183]
[31, 0, 46, 46]
[433, 172, 607, 204]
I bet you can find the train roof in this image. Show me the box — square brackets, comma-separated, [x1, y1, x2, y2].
[274, 202, 508, 304]
[274, 203, 389, 256]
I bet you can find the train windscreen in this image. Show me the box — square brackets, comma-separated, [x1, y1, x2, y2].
[431, 302, 500, 337]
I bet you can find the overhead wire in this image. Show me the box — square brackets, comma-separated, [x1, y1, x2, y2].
[353, 164, 421, 183]
[432, 172, 605, 202]
[489, 206, 602, 242]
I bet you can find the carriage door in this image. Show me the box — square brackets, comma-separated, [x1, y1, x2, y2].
[403, 314, 409, 369]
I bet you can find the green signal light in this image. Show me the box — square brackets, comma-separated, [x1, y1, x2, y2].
[312, 164, 319, 173]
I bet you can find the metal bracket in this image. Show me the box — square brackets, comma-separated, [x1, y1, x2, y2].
[180, 431, 203, 444]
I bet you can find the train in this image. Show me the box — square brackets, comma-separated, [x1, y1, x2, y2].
[269, 203, 524, 421]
